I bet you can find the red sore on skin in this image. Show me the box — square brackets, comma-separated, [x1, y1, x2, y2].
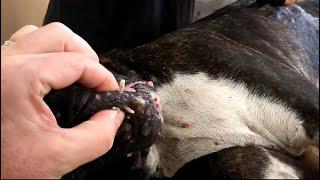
[173, 114, 191, 128]
[184, 88, 193, 95]
[124, 87, 136, 92]
[181, 122, 190, 128]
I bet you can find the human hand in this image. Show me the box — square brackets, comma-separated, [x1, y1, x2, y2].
[1, 23, 124, 179]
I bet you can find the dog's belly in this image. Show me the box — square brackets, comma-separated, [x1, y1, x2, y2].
[147, 72, 309, 177]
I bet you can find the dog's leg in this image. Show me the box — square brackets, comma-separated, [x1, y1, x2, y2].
[212, 146, 302, 179]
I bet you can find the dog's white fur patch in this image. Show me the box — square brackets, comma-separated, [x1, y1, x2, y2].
[263, 149, 301, 179]
[146, 72, 310, 177]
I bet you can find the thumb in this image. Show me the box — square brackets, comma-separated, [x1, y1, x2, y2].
[61, 109, 124, 169]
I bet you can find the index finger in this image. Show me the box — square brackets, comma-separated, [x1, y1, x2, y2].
[3, 22, 99, 61]
[23, 52, 119, 97]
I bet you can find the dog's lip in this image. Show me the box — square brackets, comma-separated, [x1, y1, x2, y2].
[123, 80, 163, 123]
[150, 92, 163, 124]
[124, 87, 136, 92]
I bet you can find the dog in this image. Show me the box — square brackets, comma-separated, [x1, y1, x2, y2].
[44, 0, 319, 179]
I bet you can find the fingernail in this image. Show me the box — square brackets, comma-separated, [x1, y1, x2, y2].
[116, 110, 125, 120]
[112, 110, 124, 128]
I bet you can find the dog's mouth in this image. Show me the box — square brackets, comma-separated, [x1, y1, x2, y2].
[113, 79, 163, 169]
[109, 79, 163, 156]
[45, 78, 163, 169]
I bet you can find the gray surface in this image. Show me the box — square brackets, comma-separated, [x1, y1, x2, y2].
[193, 0, 236, 21]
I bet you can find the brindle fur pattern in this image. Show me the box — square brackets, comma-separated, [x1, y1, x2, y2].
[102, 2, 319, 142]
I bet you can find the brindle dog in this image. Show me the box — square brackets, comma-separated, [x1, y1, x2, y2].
[44, 0, 318, 179]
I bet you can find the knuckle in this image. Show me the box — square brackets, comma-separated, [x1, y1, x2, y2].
[10, 25, 38, 40]
[9, 34, 18, 41]
[48, 22, 67, 29]
[48, 22, 72, 35]
[21, 24, 38, 30]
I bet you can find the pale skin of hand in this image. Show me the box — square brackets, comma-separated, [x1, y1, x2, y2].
[1, 22, 125, 179]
